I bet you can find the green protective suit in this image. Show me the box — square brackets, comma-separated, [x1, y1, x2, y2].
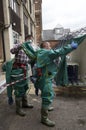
[2, 59, 14, 97]
[2, 59, 29, 98]
[22, 42, 74, 108]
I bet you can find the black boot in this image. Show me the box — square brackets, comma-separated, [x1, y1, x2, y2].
[41, 108, 55, 127]
[15, 97, 26, 116]
[22, 95, 33, 108]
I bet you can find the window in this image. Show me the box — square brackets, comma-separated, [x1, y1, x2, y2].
[30, 22, 33, 35]
[13, 30, 20, 44]
[23, 0, 27, 4]
[55, 29, 60, 34]
[24, 13, 28, 26]
[9, 0, 20, 16]
[36, 16, 40, 26]
[22, 0, 28, 8]
[29, 0, 32, 14]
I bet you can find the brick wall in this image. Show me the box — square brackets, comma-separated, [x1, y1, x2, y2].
[35, 0, 42, 44]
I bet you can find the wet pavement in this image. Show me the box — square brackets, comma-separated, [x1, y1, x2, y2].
[0, 85, 86, 130]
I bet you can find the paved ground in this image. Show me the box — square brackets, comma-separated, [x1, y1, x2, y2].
[0, 85, 86, 130]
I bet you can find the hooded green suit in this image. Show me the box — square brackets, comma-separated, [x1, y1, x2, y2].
[22, 41, 76, 108]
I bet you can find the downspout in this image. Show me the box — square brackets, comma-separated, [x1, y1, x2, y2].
[1, 29, 6, 62]
[1, 24, 10, 62]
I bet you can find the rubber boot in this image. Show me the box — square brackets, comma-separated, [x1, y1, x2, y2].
[22, 95, 33, 108]
[15, 97, 26, 116]
[48, 106, 54, 112]
[41, 108, 55, 127]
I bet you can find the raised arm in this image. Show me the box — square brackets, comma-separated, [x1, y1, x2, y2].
[49, 42, 78, 59]
[36, 42, 78, 68]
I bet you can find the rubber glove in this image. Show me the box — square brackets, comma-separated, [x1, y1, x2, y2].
[71, 41, 78, 49]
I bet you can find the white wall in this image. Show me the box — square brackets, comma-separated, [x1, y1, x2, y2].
[70, 38, 86, 82]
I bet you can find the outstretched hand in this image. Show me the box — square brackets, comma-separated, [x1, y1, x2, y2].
[71, 41, 78, 49]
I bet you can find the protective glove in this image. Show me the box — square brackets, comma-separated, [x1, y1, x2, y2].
[30, 76, 37, 84]
[71, 41, 78, 49]
[8, 97, 14, 105]
[35, 88, 39, 96]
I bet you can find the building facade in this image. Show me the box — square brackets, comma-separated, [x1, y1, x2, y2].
[34, 0, 42, 45]
[42, 25, 70, 48]
[0, 0, 36, 68]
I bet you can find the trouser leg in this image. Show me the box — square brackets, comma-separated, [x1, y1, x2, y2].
[38, 77, 55, 126]
[22, 94, 33, 108]
[41, 85, 55, 127]
[15, 97, 26, 116]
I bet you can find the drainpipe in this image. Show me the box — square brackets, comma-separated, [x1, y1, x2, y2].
[1, 29, 6, 62]
[1, 24, 10, 62]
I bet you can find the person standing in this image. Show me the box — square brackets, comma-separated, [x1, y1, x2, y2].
[21, 40, 78, 126]
[4, 35, 34, 117]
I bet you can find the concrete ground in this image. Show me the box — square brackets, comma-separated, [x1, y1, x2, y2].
[0, 85, 86, 130]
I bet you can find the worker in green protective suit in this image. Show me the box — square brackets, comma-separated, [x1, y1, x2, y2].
[21, 40, 78, 127]
[2, 35, 34, 117]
